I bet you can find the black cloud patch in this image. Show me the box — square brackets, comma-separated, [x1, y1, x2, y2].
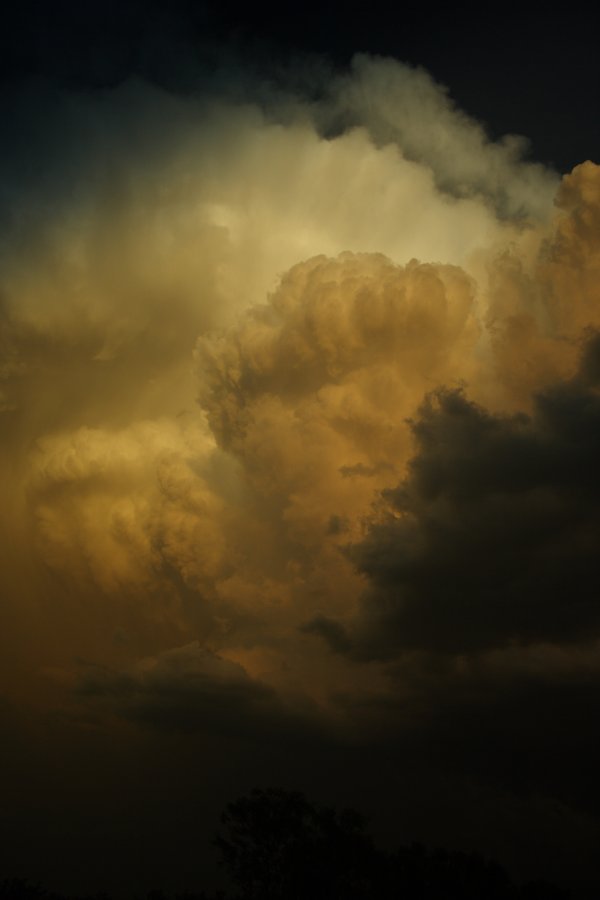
[309, 334, 600, 657]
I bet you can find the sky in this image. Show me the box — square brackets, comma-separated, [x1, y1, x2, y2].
[1, 2, 600, 897]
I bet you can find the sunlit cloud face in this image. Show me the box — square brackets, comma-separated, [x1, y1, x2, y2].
[1, 48, 600, 892]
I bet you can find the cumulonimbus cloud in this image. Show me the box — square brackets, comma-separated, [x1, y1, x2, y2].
[1, 52, 599, 857]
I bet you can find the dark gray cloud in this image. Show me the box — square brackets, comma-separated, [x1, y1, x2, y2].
[78, 642, 321, 742]
[308, 333, 600, 657]
[337, 643, 600, 815]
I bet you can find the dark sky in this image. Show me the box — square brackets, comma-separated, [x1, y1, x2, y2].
[1, 3, 600, 899]
[1, 0, 598, 172]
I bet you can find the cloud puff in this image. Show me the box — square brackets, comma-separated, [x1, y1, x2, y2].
[486, 161, 600, 406]
[197, 253, 479, 549]
[319, 55, 558, 220]
[29, 418, 229, 595]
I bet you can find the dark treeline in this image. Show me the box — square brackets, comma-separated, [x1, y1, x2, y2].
[1, 788, 571, 900]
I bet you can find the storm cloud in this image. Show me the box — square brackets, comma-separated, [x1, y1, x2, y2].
[1, 34, 599, 896]
[309, 333, 600, 657]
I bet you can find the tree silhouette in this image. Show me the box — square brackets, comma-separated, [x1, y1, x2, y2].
[386, 843, 515, 899]
[0, 790, 573, 899]
[214, 787, 378, 900]
[215, 788, 572, 900]
[0, 880, 59, 899]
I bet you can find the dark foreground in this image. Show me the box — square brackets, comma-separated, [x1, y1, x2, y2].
[1, 789, 574, 899]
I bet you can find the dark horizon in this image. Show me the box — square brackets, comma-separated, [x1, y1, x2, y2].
[0, 786, 579, 899]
